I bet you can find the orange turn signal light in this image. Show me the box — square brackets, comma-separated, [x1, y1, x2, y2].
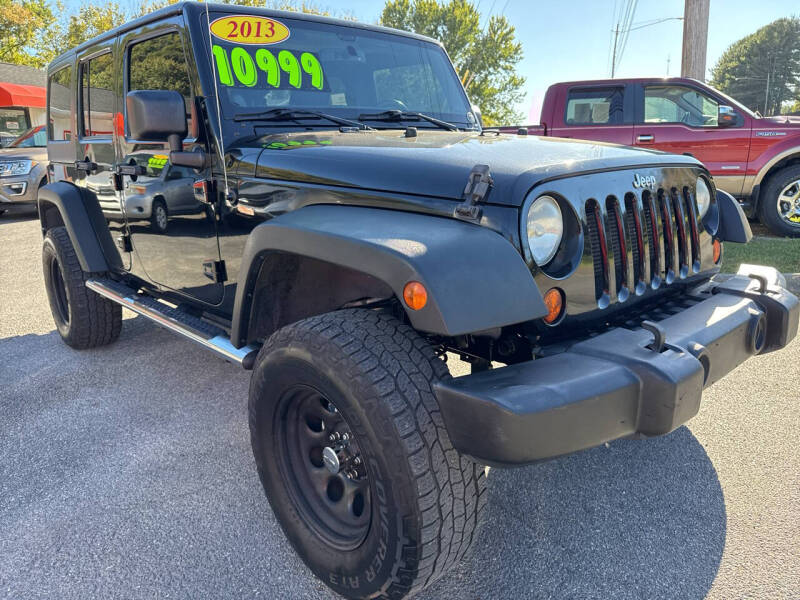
[713, 239, 722, 264]
[403, 281, 428, 311]
[543, 288, 565, 324]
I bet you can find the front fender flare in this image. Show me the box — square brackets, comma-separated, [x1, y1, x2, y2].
[716, 189, 752, 243]
[37, 181, 121, 273]
[231, 205, 547, 346]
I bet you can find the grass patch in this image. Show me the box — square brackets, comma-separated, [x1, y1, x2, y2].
[721, 237, 800, 274]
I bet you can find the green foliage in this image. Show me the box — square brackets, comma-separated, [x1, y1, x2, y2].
[0, 0, 353, 68]
[710, 17, 800, 116]
[0, 0, 57, 67]
[380, 0, 524, 125]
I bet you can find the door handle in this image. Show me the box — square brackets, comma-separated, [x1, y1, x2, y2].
[637, 134, 654, 143]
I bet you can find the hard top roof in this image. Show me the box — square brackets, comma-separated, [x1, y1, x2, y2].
[49, 1, 441, 71]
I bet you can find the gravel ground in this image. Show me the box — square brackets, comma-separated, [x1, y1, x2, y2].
[1, 215, 798, 600]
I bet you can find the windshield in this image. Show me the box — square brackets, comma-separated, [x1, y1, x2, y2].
[203, 13, 475, 129]
[8, 125, 46, 148]
[128, 152, 169, 178]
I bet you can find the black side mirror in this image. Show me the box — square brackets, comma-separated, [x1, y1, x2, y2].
[718, 105, 737, 128]
[126, 90, 206, 169]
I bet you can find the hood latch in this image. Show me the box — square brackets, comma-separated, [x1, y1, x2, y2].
[454, 164, 492, 222]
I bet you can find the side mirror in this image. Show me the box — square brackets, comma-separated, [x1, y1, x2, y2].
[126, 90, 206, 169]
[471, 104, 483, 128]
[718, 105, 737, 128]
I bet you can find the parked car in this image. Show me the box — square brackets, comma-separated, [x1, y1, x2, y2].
[94, 150, 204, 232]
[0, 124, 47, 216]
[38, 5, 798, 599]
[501, 78, 800, 237]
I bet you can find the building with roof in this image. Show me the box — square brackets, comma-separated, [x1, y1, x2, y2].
[0, 62, 46, 146]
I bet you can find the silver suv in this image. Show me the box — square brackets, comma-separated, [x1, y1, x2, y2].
[0, 125, 48, 217]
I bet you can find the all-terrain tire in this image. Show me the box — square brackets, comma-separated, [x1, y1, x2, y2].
[758, 164, 800, 237]
[249, 309, 487, 600]
[42, 226, 122, 349]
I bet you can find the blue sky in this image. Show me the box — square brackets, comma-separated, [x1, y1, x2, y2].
[72, 0, 798, 121]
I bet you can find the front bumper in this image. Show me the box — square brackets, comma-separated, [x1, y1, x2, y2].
[0, 173, 39, 210]
[434, 267, 798, 466]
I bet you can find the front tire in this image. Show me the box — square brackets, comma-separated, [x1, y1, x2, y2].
[758, 165, 800, 237]
[150, 198, 168, 233]
[249, 309, 486, 600]
[42, 226, 122, 349]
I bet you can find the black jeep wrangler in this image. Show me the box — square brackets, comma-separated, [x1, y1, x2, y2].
[39, 4, 798, 599]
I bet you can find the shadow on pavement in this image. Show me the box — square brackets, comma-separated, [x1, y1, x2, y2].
[421, 428, 726, 600]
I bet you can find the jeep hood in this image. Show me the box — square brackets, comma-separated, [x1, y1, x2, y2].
[248, 130, 701, 207]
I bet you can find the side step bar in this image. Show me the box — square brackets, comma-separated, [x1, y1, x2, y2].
[86, 278, 259, 368]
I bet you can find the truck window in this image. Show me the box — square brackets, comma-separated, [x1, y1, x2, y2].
[127, 32, 194, 134]
[565, 88, 624, 125]
[0, 108, 30, 147]
[80, 52, 114, 137]
[644, 85, 719, 127]
[48, 67, 72, 141]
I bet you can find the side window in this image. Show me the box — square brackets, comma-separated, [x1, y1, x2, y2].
[80, 52, 114, 137]
[565, 88, 624, 125]
[48, 67, 71, 141]
[128, 32, 193, 134]
[644, 86, 719, 127]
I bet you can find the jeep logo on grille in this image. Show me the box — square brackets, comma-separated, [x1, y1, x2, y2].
[633, 173, 656, 189]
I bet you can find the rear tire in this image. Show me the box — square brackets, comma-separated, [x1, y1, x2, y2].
[249, 309, 486, 600]
[758, 164, 800, 237]
[42, 226, 122, 349]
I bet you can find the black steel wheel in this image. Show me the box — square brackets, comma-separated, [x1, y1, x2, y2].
[276, 385, 371, 550]
[249, 309, 486, 600]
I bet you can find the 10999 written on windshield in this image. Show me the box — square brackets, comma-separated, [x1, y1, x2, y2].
[209, 15, 325, 90]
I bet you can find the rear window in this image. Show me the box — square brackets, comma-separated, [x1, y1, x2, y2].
[48, 67, 72, 141]
[80, 52, 115, 137]
[565, 88, 624, 125]
[0, 108, 30, 147]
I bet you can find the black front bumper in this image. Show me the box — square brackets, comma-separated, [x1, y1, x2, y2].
[434, 269, 798, 466]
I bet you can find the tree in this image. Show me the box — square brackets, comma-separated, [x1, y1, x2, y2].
[380, 0, 525, 125]
[710, 17, 800, 116]
[0, 0, 57, 67]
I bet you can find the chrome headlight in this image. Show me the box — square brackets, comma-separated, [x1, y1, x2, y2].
[0, 159, 35, 177]
[696, 177, 711, 218]
[526, 195, 564, 266]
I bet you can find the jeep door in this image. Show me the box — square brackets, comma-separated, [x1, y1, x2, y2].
[118, 19, 223, 305]
[71, 42, 132, 270]
[633, 82, 751, 196]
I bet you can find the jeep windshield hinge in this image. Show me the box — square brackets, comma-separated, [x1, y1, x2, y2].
[454, 164, 492, 222]
[203, 259, 227, 283]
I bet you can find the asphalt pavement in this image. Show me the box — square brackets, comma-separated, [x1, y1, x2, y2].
[1, 214, 798, 600]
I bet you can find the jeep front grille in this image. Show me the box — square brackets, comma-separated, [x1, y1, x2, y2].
[585, 187, 702, 305]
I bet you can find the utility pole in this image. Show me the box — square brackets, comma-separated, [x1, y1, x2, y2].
[681, 0, 710, 80]
[611, 23, 620, 78]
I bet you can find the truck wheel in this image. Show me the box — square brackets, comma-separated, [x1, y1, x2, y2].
[759, 165, 800, 237]
[249, 309, 487, 600]
[150, 198, 168, 233]
[42, 226, 122, 349]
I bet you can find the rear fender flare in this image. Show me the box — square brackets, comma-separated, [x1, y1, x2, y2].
[231, 205, 548, 347]
[37, 181, 121, 273]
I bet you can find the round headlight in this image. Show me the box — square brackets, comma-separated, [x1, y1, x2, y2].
[696, 177, 711, 218]
[526, 195, 563, 266]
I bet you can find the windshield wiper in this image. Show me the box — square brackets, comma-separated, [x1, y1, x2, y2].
[233, 108, 370, 130]
[357, 110, 459, 131]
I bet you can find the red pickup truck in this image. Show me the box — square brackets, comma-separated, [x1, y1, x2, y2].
[503, 77, 800, 236]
